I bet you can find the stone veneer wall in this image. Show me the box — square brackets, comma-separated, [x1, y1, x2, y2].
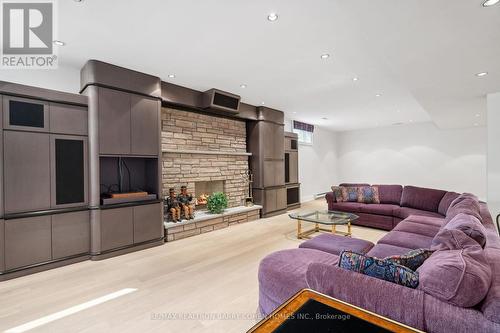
[161, 107, 249, 207]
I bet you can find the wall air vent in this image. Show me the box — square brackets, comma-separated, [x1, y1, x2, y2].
[201, 89, 240, 114]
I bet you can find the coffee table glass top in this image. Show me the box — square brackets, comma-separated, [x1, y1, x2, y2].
[288, 210, 358, 225]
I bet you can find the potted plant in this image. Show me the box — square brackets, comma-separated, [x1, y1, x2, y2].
[206, 192, 228, 214]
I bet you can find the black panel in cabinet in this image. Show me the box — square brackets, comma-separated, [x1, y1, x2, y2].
[55, 139, 85, 205]
[291, 139, 297, 150]
[285, 153, 290, 183]
[9, 100, 44, 128]
[287, 187, 300, 206]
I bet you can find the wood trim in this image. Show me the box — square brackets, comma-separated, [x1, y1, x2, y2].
[248, 289, 424, 333]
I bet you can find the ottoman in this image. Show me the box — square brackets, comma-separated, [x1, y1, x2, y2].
[298, 234, 374, 255]
[258, 248, 338, 316]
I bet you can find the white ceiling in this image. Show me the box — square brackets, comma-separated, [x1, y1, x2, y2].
[54, 0, 500, 131]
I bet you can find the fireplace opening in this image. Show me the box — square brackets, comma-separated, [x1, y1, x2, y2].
[194, 180, 225, 208]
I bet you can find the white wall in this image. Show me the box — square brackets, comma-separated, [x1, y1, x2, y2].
[487, 93, 500, 218]
[0, 65, 81, 94]
[336, 122, 487, 200]
[285, 119, 338, 202]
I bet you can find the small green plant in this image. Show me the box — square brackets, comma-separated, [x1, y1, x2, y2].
[207, 192, 228, 214]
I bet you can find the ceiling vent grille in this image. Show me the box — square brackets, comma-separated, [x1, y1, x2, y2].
[201, 89, 240, 114]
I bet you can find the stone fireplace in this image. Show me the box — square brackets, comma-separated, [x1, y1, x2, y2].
[161, 107, 250, 208]
[194, 180, 225, 207]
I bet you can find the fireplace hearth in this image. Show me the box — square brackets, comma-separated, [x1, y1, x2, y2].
[194, 180, 225, 207]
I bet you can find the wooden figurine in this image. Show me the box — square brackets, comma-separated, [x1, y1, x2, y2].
[177, 185, 195, 220]
[166, 188, 181, 222]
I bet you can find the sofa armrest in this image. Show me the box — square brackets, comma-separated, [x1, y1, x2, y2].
[325, 192, 336, 204]
[306, 263, 425, 330]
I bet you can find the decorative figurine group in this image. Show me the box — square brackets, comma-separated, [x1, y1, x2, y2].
[166, 186, 195, 222]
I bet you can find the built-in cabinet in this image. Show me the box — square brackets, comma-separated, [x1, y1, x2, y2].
[99, 203, 163, 253]
[98, 87, 159, 156]
[285, 132, 300, 209]
[247, 107, 287, 217]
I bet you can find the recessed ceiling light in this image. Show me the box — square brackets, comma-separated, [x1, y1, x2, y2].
[353, 77, 359, 81]
[53, 40, 65, 46]
[320, 54, 330, 59]
[240, 84, 247, 88]
[474, 123, 479, 126]
[409, 119, 414, 123]
[375, 93, 381, 97]
[167, 74, 176, 78]
[476, 72, 488, 77]
[475, 113, 481, 117]
[321, 117, 328, 120]
[267, 13, 278, 21]
[483, 0, 500, 7]
[293, 112, 297, 114]
[261, 102, 265, 105]
[73, 0, 83, 2]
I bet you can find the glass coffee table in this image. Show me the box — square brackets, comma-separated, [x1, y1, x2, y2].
[288, 210, 359, 239]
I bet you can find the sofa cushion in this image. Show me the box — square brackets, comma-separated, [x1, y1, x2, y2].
[393, 221, 441, 238]
[258, 248, 338, 315]
[445, 193, 482, 224]
[299, 233, 374, 255]
[444, 213, 487, 248]
[384, 248, 434, 271]
[329, 202, 364, 213]
[367, 244, 413, 258]
[357, 186, 380, 204]
[378, 231, 434, 249]
[359, 203, 399, 216]
[339, 250, 419, 288]
[481, 247, 500, 324]
[341, 186, 359, 202]
[438, 191, 461, 216]
[330, 186, 344, 202]
[418, 229, 492, 307]
[394, 207, 444, 220]
[404, 215, 445, 228]
[373, 184, 403, 205]
[401, 186, 447, 213]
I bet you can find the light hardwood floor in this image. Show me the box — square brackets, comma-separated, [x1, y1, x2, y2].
[0, 199, 386, 333]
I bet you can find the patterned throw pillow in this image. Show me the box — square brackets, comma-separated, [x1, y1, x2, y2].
[338, 250, 419, 288]
[341, 187, 359, 202]
[357, 186, 380, 204]
[331, 186, 344, 202]
[384, 249, 434, 271]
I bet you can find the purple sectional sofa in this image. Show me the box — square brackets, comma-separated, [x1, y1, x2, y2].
[325, 183, 460, 230]
[258, 192, 500, 333]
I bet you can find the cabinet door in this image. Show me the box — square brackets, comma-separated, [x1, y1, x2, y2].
[50, 135, 88, 208]
[273, 124, 285, 159]
[263, 160, 276, 187]
[100, 207, 133, 251]
[274, 160, 285, 186]
[264, 189, 277, 214]
[4, 131, 51, 213]
[49, 103, 88, 135]
[52, 211, 90, 259]
[3, 96, 49, 132]
[276, 187, 287, 211]
[98, 88, 131, 155]
[133, 203, 162, 243]
[131, 95, 159, 156]
[288, 151, 298, 184]
[261, 122, 275, 159]
[5, 216, 52, 270]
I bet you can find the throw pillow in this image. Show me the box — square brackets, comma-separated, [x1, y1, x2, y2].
[384, 248, 434, 271]
[357, 186, 381, 204]
[331, 186, 344, 202]
[338, 250, 419, 288]
[341, 187, 359, 202]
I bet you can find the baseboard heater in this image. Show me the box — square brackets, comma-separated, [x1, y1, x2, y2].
[314, 192, 328, 199]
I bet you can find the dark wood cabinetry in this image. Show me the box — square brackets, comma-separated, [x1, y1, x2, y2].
[133, 203, 163, 243]
[285, 132, 300, 209]
[4, 131, 51, 213]
[98, 87, 159, 156]
[4, 216, 52, 270]
[51, 211, 90, 259]
[248, 107, 287, 217]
